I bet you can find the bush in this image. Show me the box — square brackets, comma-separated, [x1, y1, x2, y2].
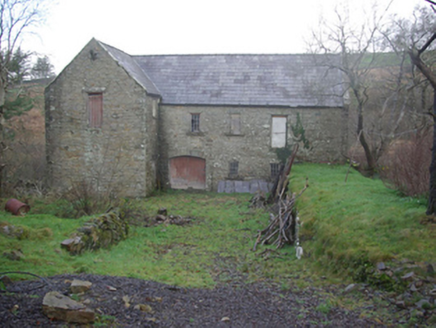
[1, 142, 46, 197]
[379, 131, 431, 197]
[61, 180, 119, 218]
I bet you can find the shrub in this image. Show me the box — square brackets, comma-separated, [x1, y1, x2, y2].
[62, 179, 118, 218]
[379, 130, 431, 197]
[2, 142, 46, 197]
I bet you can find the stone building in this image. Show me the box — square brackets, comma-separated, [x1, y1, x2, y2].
[45, 38, 348, 197]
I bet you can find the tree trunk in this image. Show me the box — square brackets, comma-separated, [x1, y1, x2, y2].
[357, 105, 376, 176]
[0, 73, 6, 197]
[427, 92, 436, 215]
[409, 45, 436, 215]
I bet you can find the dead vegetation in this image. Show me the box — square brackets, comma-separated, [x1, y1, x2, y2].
[124, 207, 195, 227]
[253, 145, 308, 251]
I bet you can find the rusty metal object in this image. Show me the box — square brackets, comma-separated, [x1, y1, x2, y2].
[5, 199, 30, 216]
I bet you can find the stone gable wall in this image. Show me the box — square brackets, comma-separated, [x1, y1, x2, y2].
[45, 39, 154, 197]
[159, 105, 348, 191]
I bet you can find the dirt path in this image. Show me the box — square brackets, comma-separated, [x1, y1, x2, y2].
[0, 273, 402, 327]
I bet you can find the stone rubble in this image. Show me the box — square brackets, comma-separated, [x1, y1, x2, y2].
[42, 291, 95, 324]
[70, 279, 93, 294]
[61, 210, 129, 255]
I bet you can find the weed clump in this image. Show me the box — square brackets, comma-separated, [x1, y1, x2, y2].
[350, 256, 406, 292]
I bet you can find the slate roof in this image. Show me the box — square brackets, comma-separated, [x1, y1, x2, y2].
[100, 40, 344, 108]
[100, 42, 161, 95]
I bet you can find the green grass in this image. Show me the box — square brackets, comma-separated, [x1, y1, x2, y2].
[291, 163, 432, 275]
[0, 164, 433, 289]
[0, 192, 313, 288]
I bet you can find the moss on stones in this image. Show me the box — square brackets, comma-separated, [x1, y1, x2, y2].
[61, 211, 129, 255]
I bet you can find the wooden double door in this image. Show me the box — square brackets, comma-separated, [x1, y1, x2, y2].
[169, 156, 206, 189]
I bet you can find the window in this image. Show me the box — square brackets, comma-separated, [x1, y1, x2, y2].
[152, 100, 157, 118]
[230, 114, 241, 135]
[191, 113, 200, 132]
[88, 93, 103, 128]
[229, 161, 239, 177]
[271, 116, 287, 148]
[270, 163, 281, 179]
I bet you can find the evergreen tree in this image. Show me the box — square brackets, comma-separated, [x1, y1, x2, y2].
[31, 55, 55, 79]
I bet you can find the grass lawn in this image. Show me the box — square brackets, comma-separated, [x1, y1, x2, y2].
[1, 192, 313, 288]
[0, 164, 433, 289]
[291, 164, 433, 275]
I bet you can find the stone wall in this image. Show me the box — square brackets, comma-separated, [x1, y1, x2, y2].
[60, 211, 129, 255]
[45, 39, 348, 196]
[144, 96, 160, 193]
[159, 105, 348, 191]
[45, 39, 155, 197]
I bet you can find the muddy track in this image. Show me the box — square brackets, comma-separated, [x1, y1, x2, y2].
[0, 273, 397, 327]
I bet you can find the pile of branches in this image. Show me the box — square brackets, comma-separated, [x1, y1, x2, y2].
[253, 144, 308, 251]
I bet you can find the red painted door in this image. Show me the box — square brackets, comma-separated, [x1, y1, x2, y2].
[169, 156, 206, 189]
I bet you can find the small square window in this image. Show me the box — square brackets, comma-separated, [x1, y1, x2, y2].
[229, 161, 239, 177]
[191, 113, 200, 132]
[270, 163, 281, 179]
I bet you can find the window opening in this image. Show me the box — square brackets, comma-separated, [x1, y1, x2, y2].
[229, 161, 239, 177]
[88, 93, 103, 128]
[271, 116, 287, 148]
[191, 113, 200, 132]
[152, 100, 157, 118]
[270, 163, 281, 179]
[230, 114, 241, 135]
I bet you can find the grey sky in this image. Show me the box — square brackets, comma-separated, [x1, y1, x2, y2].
[22, 0, 423, 73]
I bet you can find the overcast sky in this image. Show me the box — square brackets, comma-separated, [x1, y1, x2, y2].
[21, 0, 424, 73]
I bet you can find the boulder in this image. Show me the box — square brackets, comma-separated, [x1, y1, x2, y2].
[70, 280, 92, 294]
[42, 291, 94, 324]
[61, 237, 84, 254]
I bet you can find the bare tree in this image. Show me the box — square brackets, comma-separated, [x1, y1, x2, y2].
[0, 0, 51, 196]
[308, 2, 407, 176]
[400, 0, 436, 215]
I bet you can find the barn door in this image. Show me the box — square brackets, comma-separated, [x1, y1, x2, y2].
[169, 156, 206, 189]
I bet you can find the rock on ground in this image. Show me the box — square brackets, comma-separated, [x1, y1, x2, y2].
[0, 273, 409, 327]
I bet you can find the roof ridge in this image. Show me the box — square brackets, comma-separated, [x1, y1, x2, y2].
[97, 39, 134, 57]
[98, 40, 161, 96]
[131, 53, 323, 58]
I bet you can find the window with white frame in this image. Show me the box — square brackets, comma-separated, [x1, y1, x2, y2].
[271, 116, 287, 148]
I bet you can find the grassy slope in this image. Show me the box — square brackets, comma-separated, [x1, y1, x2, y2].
[291, 164, 434, 273]
[0, 164, 434, 289]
